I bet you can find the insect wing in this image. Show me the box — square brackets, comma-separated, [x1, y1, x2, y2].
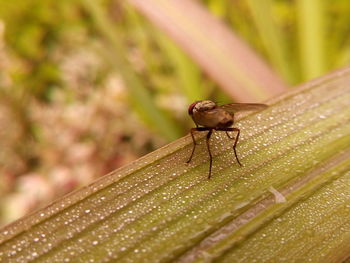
[219, 103, 268, 114]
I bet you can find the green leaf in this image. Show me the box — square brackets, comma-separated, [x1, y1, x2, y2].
[127, 0, 288, 101]
[156, 34, 204, 102]
[1, 68, 350, 262]
[296, 0, 327, 80]
[246, 0, 295, 83]
[81, 0, 181, 141]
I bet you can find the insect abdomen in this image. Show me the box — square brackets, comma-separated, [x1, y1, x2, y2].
[217, 119, 233, 128]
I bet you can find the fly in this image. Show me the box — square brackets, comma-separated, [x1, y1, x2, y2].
[186, 100, 268, 179]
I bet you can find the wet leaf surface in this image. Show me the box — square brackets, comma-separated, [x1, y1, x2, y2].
[1, 68, 350, 262]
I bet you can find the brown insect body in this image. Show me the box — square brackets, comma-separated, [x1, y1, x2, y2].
[189, 101, 234, 129]
[187, 100, 267, 179]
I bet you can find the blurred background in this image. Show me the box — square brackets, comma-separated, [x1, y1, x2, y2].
[0, 0, 349, 226]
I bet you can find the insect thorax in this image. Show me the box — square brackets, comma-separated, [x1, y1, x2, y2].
[192, 100, 216, 113]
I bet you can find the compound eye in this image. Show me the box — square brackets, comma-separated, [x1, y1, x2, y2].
[188, 101, 201, 115]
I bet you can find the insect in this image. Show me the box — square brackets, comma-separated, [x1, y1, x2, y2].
[187, 100, 268, 179]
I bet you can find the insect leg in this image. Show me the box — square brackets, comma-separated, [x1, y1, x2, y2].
[206, 129, 213, 179]
[225, 131, 234, 139]
[231, 128, 242, 166]
[186, 127, 209, 164]
[218, 128, 242, 166]
[226, 114, 235, 139]
[186, 128, 197, 163]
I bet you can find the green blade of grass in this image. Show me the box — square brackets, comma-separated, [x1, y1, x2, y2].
[246, 0, 295, 84]
[156, 34, 204, 102]
[1, 68, 350, 262]
[128, 0, 288, 101]
[81, 0, 181, 141]
[207, 0, 228, 18]
[122, 8, 205, 103]
[296, 0, 327, 80]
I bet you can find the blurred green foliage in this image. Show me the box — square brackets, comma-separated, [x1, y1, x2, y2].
[205, 0, 350, 83]
[1, 0, 69, 97]
[1, 0, 350, 104]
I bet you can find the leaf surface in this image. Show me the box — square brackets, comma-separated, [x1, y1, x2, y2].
[1, 68, 350, 262]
